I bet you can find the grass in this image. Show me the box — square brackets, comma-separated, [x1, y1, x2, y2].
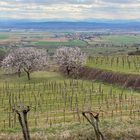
[0, 70, 65, 84]
[0, 34, 9, 40]
[0, 117, 140, 140]
[87, 35, 140, 45]
[33, 39, 87, 46]
[0, 36, 8, 40]
[102, 35, 140, 45]
[82, 46, 137, 56]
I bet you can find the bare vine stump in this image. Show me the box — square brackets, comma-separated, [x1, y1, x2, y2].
[82, 111, 105, 140]
[13, 103, 30, 140]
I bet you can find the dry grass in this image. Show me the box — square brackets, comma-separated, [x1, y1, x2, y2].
[0, 120, 139, 140]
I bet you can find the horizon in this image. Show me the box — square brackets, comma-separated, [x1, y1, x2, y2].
[0, 19, 140, 23]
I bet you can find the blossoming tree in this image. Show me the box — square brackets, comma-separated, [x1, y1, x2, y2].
[2, 47, 49, 80]
[55, 47, 86, 76]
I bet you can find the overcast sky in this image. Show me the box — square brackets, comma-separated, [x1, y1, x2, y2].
[0, 0, 140, 20]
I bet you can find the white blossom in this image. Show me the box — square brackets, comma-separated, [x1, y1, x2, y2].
[55, 47, 86, 75]
[2, 47, 49, 80]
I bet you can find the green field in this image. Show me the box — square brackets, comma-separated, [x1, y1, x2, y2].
[102, 35, 140, 45]
[33, 39, 87, 46]
[87, 35, 140, 45]
[0, 34, 9, 40]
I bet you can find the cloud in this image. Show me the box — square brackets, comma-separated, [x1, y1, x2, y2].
[0, 0, 140, 20]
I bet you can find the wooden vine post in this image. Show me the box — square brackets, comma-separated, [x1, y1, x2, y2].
[13, 104, 31, 140]
[82, 111, 105, 140]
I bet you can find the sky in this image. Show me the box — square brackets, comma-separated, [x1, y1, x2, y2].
[0, 0, 140, 21]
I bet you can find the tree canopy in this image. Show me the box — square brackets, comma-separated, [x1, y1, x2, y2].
[55, 47, 86, 76]
[2, 47, 49, 80]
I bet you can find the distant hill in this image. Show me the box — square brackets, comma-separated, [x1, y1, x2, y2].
[0, 20, 140, 32]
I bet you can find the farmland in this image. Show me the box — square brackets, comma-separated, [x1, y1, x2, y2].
[33, 39, 87, 47]
[0, 32, 140, 55]
[87, 35, 140, 45]
[0, 31, 140, 140]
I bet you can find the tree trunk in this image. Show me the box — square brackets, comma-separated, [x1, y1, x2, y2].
[18, 112, 30, 140]
[23, 68, 31, 80]
[13, 105, 30, 140]
[27, 71, 30, 80]
[66, 66, 70, 75]
[18, 69, 21, 77]
[82, 111, 105, 140]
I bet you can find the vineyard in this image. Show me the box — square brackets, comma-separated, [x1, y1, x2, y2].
[87, 55, 140, 74]
[0, 72, 139, 133]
